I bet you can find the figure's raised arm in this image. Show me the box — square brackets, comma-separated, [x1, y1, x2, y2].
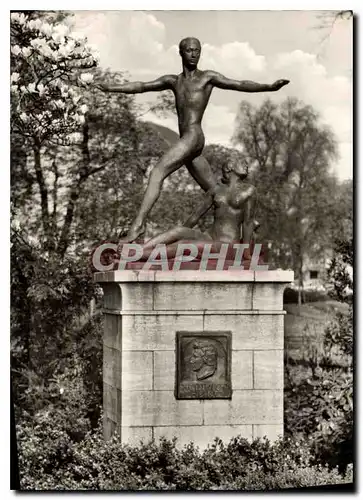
[95, 74, 175, 94]
[208, 71, 289, 93]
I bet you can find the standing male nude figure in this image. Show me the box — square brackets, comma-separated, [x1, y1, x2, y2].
[96, 37, 289, 243]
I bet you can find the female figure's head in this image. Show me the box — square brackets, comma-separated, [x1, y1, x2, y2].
[221, 150, 249, 184]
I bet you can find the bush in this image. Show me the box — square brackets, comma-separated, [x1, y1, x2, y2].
[284, 307, 353, 471]
[324, 308, 353, 357]
[225, 464, 352, 490]
[284, 234, 353, 472]
[11, 230, 103, 426]
[17, 426, 352, 491]
[285, 364, 352, 457]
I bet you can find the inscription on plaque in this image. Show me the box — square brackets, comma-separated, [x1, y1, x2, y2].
[176, 332, 232, 399]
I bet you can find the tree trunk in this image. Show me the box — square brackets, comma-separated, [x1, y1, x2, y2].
[57, 122, 90, 258]
[57, 178, 83, 259]
[33, 140, 54, 251]
[298, 255, 304, 309]
[51, 159, 59, 233]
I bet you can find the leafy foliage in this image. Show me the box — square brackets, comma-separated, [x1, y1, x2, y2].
[232, 97, 346, 278]
[11, 228, 102, 425]
[17, 429, 352, 490]
[284, 236, 353, 471]
[11, 12, 97, 147]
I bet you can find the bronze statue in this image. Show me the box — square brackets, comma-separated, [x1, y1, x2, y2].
[141, 150, 259, 258]
[96, 37, 289, 244]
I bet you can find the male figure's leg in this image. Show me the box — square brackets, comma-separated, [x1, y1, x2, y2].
[121, 136, 200, 243]
[185, 155, 216, 192]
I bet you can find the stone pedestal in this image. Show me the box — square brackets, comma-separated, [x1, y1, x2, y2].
[94, 269, 293, 449]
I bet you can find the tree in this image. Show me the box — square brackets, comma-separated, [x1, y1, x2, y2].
[72, 115, 173, 248]
[10, 11, 203, 257]
[11, 12, 98, 252]
[314, 10, 353, 42]
[10, 11, 175, 430]
[232, 97, 340, 291]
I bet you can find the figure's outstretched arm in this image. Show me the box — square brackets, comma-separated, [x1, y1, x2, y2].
[209, 71, 289, 92]
[95, 74, 175, 94]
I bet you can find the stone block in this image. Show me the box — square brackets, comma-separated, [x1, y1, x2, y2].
[154, 270, 255, 282]
[96, 271, 140, 282]
[95, 270, 293, 284]
[120, 283, 154, 311]
[253, 424, 284, 441]
[122, 351, 153, 391]
[103, 382, 121, 423]
[121, 426, 153, 445]
[154, 351, 175, 390]
[101, 282, 122, 310]
[203, 390, 283, 425]
[254, 350, 284, 389]
[103, 345, 121, 389]
[103, 313, 122, 350]
[252, 283, 287, 310]
[254, 270, 294, 282]
[121, 391, 203, 427]
[153, 282, 253, 311]
[117, 270, 154, 282]
[104, 415, 120, 440]
[122, 314, 203, 351]
[203, 314, 284, 350]
[154, 425, 253, 450]
[232, 351, 253, 389]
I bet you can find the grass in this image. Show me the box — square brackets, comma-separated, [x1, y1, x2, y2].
[284, 299, 349, 354]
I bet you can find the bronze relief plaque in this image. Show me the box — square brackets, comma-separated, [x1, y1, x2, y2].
[176, 332, 232, 399]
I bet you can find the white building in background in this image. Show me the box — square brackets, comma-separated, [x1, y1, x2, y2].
[289, 251, 333, 293]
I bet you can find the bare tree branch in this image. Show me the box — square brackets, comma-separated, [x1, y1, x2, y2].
[313, 10, 353, 56]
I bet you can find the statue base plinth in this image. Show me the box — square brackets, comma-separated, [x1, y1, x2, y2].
[119, 259, 258, 271]
[95, 269, 293, 449]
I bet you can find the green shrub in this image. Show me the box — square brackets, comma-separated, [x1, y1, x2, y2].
[324, 308, 353, 357]
[17, 421, 352, 491]
[284, 235, 353, 472]
[221, 464, 352, 490]
[11, 230, 103, 427]
[284, 307, 353, 471]
[284, 310, 352, 471]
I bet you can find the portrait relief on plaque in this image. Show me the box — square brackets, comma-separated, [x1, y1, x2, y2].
[176, 332, 232, 399]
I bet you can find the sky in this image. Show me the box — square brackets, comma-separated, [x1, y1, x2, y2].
[72, 10, 353, 180]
